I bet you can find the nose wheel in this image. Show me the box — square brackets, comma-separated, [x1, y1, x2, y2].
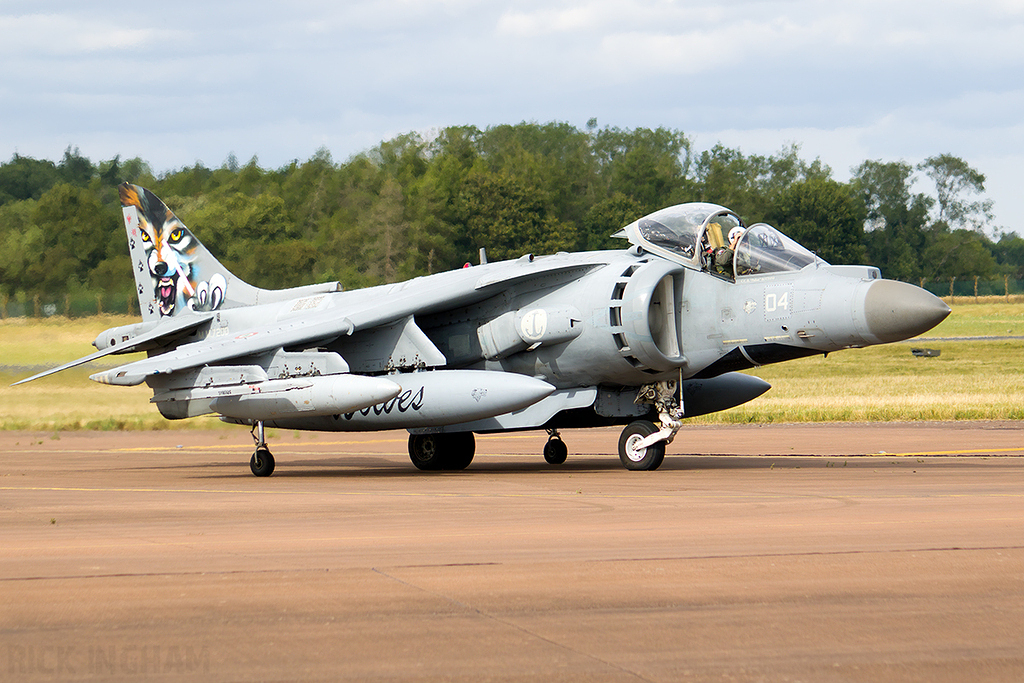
[249, 421, 275, 477]
[618, 420, 666, 471]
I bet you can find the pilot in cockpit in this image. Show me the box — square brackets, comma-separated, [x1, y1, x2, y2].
[712, 226, 744, 278]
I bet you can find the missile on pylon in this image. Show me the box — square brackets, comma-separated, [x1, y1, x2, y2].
[209, 374, 403, 421]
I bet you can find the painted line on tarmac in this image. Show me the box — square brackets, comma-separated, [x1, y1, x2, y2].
[0, 483, 629, 498]
[113, 437, 407, 452]
[871, 447, 1024, 456]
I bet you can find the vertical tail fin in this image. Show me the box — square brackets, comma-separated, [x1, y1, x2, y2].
[119, 183, 262, 321]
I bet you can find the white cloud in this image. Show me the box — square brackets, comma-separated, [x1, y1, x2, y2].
[2, 0, 1024, 231]
[497, 6, 602, 36]
[597, 30, 742, 76]
[0, 13, 160, 56]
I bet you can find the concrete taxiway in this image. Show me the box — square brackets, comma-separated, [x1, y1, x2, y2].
[2, 422, 1023, 682]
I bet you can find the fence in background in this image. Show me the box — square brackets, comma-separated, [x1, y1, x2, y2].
[920, 276, 1024, 302]
[1, 291, 137, 319]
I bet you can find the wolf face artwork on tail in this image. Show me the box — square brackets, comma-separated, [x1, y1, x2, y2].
[119, 184, 227, 318]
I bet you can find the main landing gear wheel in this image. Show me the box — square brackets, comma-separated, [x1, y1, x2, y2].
[250, 447, 275, 477]
[408, 432, 476, 471]
[618, 420, 666, 471]
[543, 433, 568, 465]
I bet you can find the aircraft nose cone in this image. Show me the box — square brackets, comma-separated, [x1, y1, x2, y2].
[863, 279, 951, 343]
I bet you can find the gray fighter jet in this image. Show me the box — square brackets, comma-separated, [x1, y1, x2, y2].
[15, 183, 951, 474]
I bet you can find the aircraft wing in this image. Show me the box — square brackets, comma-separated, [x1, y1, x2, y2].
[12, 312, 215, 386]
[92, 307, 359, 386]
[91, 258, 606, 387]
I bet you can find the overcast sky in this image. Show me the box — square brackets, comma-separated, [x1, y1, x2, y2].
[3, 0, 1022, 233]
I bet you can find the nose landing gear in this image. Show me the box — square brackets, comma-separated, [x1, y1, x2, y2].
[618, 379, 683, 471]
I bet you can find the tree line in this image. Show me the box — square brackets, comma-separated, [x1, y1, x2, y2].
[1, 122, 1021, 309]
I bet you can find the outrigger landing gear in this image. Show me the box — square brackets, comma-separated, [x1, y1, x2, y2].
[618, 379, 684, 471]
[249, 421, 275, 477]
[543, 429, 568, 465]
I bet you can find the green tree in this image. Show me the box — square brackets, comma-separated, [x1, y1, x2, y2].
[25, 184, 117, 295]
[456, 169, 571, 262]
[765, 178, 866, 264]
[361, 178, 410, 283]
[853, 160, 932, 281]
[58, 146, 95, 187]
[416, 126, 482, 267]
[476, 122, 598, 228]
[157, 163, 215, 197]
[593, 127, 692, 213]
[279, 148, 345, 240]
[581, 193, 645, 251]
[2, 132, 1014, 308]
[694, 144, 831, 220]
[422, 126, 480, 224]
[992, 233, 1024, 278]
[0, 155, 61, 205]
[921, 228, 997, 280]
[0, 200, 43, 295]
[185, 192, 305, 288]
[372, 133, 429, 191]
[235, 156, 268, 196]
[918, 154, 994, 232]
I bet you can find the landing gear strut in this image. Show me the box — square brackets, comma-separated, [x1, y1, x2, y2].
[543, 429, 568, 465]
[249, 421, 275, 477]
[618, 379, 683, 471]
[408, 432, 475, 471]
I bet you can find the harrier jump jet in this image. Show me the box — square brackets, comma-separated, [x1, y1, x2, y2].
[16, 184, 950, 474]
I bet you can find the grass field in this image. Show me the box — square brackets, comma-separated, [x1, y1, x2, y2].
[0, 315, 195, 431]
[1, 301, 1022, 430]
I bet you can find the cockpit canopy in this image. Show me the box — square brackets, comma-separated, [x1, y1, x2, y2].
[614, 203, 823, 278]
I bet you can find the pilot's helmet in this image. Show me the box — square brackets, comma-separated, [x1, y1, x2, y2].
[728, 227, 744, 244]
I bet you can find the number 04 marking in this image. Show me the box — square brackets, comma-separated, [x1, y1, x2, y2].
[765, 291, 789, 313]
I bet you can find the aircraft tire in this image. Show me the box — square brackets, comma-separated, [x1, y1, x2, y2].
[543, 438, 568, 465]
[618, 421, 666, 471]
[409, 434, 444, 470]
[409, 433, 475, 471]
[442, 432, 475, 471]
[250, 447, 275, 477]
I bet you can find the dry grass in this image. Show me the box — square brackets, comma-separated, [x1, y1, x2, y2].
[1, 315, 197, 430]
[0, 314, 143, 365]
[927, 301, 1024, 337]
[0, 369, 192, 430]
[696, 337, 1024, 423]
